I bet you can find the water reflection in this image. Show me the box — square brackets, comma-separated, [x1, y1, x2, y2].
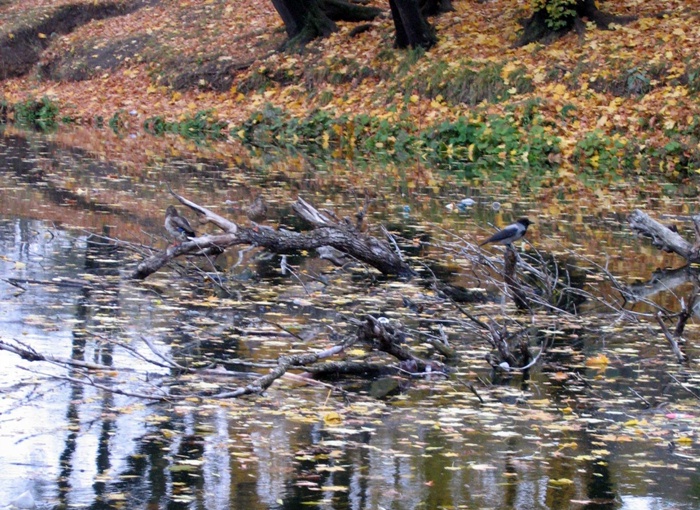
[1, 131, 700, 509]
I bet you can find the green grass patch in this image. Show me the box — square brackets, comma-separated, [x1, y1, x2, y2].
[12, 96, 59, 131]
[144, 110, 228, 142]
[236, 103, 560, 182]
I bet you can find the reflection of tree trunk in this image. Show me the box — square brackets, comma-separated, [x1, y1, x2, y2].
[56, 376, 83, 506]
[627, 265, 699, 303]
[93, 391, 115, 498]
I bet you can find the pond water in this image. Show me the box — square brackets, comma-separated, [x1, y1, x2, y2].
[1, 129, 699, 510]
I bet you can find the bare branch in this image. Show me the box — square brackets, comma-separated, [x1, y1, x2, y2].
[655, 312, 687, 364]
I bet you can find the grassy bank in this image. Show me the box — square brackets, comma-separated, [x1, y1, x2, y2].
[1, 0, 699, 193]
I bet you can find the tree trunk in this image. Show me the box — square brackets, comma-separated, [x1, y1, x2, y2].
[389, 0, 437, 49]
[271, 0, 338, 43]
[420, 0, 454, 17]
[516, 0, 636, 47]
[271, 0, 383, 45]
[322, 0, 383, 22]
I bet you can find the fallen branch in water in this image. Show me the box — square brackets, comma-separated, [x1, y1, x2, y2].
[213, 335, 357, 398]
[628, 209, 698, 259]
[130, 194, 413, 279]
[656, 312, 688, 364]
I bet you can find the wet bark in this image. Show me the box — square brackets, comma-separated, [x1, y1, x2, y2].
[656, 312, 688, 364]
[357, 315, 444, 374]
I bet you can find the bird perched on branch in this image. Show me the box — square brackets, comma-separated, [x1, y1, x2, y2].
[165, 205, 196, 242]
[480, 218, 532, 247]
[246, 195, 268, 225]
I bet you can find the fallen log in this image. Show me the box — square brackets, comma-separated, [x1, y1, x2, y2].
[628, 209, 699, 260]
[130, 195, 413, 279]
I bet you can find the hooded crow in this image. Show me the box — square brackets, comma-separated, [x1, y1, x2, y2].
[479, 218, 532, 246]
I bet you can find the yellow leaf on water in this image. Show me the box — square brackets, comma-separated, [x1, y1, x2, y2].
[550, 478, 574, 486]
[585, 354, 609, 368]
[323, 412, 342, 426]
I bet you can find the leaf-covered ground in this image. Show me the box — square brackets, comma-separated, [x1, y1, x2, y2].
[1, 0, 700, 198]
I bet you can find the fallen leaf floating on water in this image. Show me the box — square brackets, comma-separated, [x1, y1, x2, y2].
[322, 411, 343, 426]
[585, 353, 610, 368]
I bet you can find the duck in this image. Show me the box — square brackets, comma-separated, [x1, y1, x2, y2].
[246, 195, 268, 224]
[165, 205, 196, 242]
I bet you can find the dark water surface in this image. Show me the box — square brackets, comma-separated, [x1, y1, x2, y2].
[1, 130, 699, 509]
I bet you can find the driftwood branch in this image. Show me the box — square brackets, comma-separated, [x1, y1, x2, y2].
[628, 210, 696, 259]
[130, 197, 413, 279]
[504, 247, 529, 310]
[304, 360, 388, 376]
[172, 189, 238, 233]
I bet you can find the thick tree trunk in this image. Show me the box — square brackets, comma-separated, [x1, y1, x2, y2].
[420, 0, 454, 17]
[389, 0, 437, 49]
[271, 0, 382, 44]
[516, 0, 636, 47]
[323, 0, 382, 21]
[271, 0, 338, 42]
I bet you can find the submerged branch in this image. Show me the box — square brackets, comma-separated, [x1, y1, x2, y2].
[655, 312, 687, 364]
[1, 339, 115, 371]
[214, 336, 356, 398]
